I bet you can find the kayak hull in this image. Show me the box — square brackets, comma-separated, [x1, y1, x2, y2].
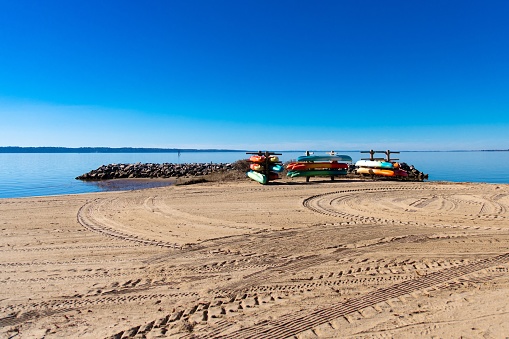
[247, 170, 279, 184]
[250, 163, 284, 172]
[394, 169, 408, 177]
[356, 167, 408, 177]
[249, 155, 265, 163]
[356, 167, 395, 177]
[247, 170, 267, 184]
[270, 164, 284, 173]
[250, 163, 263, 171]
[355, 160, 394, 169]
[287, 169, 347, 178]
[297, 155, 352, 162]
[287, 162, 349, 171]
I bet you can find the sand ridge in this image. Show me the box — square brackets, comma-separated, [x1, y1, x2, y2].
[1, 180, 509, 338]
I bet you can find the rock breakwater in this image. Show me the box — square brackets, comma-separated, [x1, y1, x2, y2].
[76, 162, 235, 181]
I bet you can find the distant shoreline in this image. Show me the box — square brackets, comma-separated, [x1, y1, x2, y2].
[0, 147, 249, 153]
[0, 147, 508, 153]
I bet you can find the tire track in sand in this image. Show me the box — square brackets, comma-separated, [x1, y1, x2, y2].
[303, 186, 509, 231]
[107, 253, 509, 339]
[204, 253, 509, 339]
[143, 196, 260, 232]
[77, 199, 186, 249]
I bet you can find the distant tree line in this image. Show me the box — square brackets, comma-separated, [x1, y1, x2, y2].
[0, 147, 248, 153]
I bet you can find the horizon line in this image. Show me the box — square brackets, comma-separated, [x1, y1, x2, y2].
[1, 146, 508, 153]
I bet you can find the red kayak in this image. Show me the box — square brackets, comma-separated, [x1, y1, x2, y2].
[287, 162, 349, 171]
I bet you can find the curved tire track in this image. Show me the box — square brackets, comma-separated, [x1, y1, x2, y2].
[77, 199, 185, 249]
[303, 186, 509, 231]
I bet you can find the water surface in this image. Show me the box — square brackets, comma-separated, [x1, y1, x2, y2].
[0, 151, 507, 199]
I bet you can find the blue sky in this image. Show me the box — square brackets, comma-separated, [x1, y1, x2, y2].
[1, 1, 508, 150]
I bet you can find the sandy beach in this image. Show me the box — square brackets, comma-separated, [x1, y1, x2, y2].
[1, 179, 509, 338]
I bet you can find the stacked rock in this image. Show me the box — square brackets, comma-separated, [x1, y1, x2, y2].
[76, 162, 234, 180]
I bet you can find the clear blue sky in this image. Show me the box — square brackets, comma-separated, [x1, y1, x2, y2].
[1, 1, 508, 150]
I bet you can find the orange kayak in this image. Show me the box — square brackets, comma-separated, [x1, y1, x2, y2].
[249, 155, 265, 163]
[250, 163, 263, 171]
[356, 167, 395, 177]
[356, 167, 408, 177]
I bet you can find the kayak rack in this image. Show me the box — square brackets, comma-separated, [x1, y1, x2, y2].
[360, 149, 400, 162]
[357, 149, 426, 181]
[246, 151, 282, 184]
[298, 150, 347, 183]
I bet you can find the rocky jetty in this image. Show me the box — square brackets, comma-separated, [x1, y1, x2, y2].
[397, 162, 429, 181]
[76, 162, 235, 181]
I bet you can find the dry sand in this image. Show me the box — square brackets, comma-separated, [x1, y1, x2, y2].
[1, 179, 509, 338]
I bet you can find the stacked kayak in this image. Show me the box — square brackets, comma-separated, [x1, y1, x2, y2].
[287, 154, 352, 179]
[246, 154, 283, 184]
[355, 160, 408, 178]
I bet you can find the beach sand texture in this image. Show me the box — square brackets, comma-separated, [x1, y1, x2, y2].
[1, 180, 509, 338]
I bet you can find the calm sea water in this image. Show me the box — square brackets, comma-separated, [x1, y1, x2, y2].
[0, 151, 508, 199]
